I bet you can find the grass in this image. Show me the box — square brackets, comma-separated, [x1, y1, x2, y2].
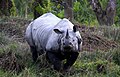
[0, 17, 120, 77]
[97, 26, 120, 43]
[0, 32, 120, 77]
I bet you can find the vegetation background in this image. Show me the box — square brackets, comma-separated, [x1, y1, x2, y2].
[0, 0, 120, 77]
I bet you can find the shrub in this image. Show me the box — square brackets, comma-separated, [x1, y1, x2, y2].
[112, 48, 120, 65]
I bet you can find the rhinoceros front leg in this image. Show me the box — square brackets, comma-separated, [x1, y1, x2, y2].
[46, 52, 62, 71]
[30, 46, 38, 62]
[63, 52, 79, 72]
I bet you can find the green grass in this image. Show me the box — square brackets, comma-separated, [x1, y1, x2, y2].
[0, 17, 120, 77]
[0, 32, 120, 77]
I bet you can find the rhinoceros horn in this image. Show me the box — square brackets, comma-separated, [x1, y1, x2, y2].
[65, 29, 69, 39]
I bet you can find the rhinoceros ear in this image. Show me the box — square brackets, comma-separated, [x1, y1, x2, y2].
[54, 29, 63, 34]
[73, 26, 77, 32]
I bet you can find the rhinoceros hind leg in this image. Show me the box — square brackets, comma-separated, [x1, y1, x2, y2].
[30, 46, 38, 62]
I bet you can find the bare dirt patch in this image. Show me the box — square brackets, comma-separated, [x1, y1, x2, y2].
[0, 17, 31, 42]
[76, 25, 119, 51]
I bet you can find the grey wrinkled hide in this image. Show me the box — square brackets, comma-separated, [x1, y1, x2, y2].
[25, 13, 82, 54]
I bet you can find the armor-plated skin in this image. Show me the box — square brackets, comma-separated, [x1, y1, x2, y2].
[25, 13, 82, 72]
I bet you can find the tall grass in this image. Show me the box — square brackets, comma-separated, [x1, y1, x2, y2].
[0, 31, 120, 77]
[97, 26, 120, 43]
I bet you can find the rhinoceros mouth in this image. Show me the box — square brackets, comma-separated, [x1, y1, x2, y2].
[63, 46, 72, 51]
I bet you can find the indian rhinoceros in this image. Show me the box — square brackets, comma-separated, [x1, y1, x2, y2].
[25, 13, 82, 72]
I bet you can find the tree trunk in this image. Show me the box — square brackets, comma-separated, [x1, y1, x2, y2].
[64, 0, 73, 22]
[90, 0, 116, 26]
[0, 0, 13, 16]
[52, 0, 73, 22]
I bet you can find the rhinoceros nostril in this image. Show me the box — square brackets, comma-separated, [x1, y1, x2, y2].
[69, 42, 72, 45]
[63, 43, 65, 45]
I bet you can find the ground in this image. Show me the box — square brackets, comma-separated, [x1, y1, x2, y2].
[0, 17, 120, 77]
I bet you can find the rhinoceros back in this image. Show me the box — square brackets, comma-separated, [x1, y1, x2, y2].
[31, 13, 61, 51]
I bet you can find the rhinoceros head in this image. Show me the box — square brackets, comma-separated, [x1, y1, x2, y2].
[54, 26, 82, 52]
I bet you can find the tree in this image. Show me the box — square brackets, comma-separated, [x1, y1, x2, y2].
[89, 0, 116, 26]
[33, 0, 44, 19]
[0, 0, 13, 16]
[52, 0, 73, 22]
[64, 0, 73, 22]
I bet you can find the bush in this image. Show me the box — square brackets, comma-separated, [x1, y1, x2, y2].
[0, 33, 9, 45]
[112, 48, 120, 65]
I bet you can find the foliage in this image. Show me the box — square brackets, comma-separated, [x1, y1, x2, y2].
[112, 48, 120, 65]
[35, 0, 52, 14]
[73, 0, 98, 26]
[1, 0, 118, 26]
[10, 0, 17, 16]
[115, 0, 120, 26]
[13, 0, 33, 18]
[0, 33, 9, 45]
